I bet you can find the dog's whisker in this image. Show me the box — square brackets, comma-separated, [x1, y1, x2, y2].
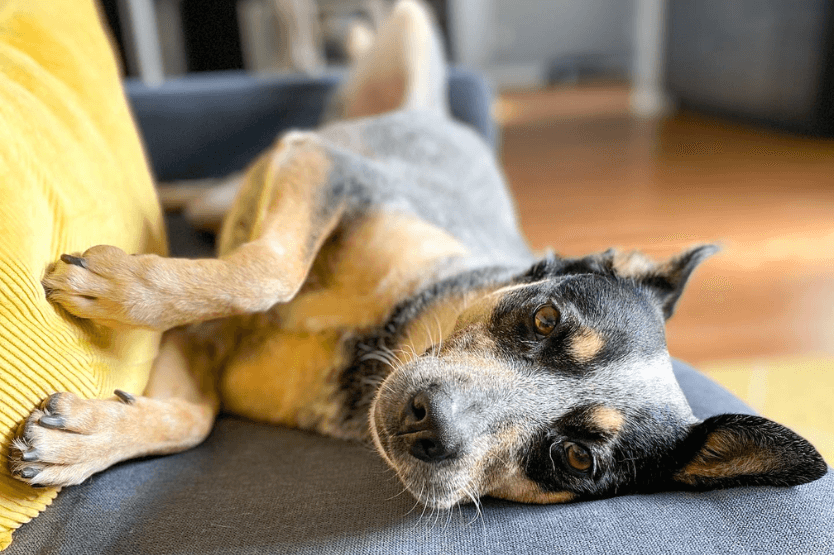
[429, 496, 442, 532]
[462, 487, 482, 526]
[547, 443, 558, 473]
[405, 497, 423, 521]
[358, 352, 395, 368]
[418, 319, 435, 358]
[432, 313, 444, 355]
[416, 488, 430, 526]
[397, 343, 419, 363]
[385, 484, 410, 502]
[434, 504, 446, 531]
[405, 481, 426, 521]
[442, 505, 453, 531]
[379, 344, 404, 367]
[390, 346, 417, 366]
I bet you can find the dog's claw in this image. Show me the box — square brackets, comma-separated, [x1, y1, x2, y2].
[16, 467, 41, 479]
[60, 254, 88, 269]
[21, 449, 39, 462]
[43, 394, 62, 414]
[114, 389, 135, 405]
[38, 415, 65, 430]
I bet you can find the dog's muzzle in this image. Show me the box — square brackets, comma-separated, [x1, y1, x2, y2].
[370, 357, 531, 508]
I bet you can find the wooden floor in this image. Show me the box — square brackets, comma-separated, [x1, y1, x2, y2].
[497, 85, 834, 461]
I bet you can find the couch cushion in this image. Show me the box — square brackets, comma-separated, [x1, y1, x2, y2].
[7, 360, 831, 554]
[0, 0, 166, 548]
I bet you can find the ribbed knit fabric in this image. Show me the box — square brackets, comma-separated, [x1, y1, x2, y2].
[0, 0, 166, 549]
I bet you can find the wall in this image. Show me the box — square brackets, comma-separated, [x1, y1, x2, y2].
[450, 0, 634, 88]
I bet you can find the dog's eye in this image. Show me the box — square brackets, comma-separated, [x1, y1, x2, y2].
[564, 441, 593, 473]
[533, 305, 560, 336]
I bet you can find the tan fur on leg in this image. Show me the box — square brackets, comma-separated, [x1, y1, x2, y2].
[10, 330, 218, 487]
[43, 132, 345, 331]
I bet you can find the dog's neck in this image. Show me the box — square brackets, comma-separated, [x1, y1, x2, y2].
[333, 265, 520, 439]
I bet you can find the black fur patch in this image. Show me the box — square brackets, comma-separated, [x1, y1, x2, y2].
[523, 405, 691, 498]
[519, 253, 615, 284]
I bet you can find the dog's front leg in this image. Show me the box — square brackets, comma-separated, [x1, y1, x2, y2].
[42, 132, 346, 331]
[9, 329, 218, 487]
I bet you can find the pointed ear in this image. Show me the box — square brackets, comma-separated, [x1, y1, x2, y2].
[611, 244, 719, 319]
[673, 414, 827, 490]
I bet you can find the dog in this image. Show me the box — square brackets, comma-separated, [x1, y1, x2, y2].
[11, 0, 826, 508]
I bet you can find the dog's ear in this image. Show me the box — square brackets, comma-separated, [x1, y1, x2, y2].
[609, 244, 719, 319]
[672, 414, 827, 490]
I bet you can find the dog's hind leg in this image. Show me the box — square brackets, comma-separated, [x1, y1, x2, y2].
[323, 0, 448, 121]
[42, 131, 346, 331]
[9, 328, 219, 487]
[156, 172, 245, 233]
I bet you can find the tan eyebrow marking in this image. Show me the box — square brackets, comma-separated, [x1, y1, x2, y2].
[570, 327, 605, 363]
[591, 405, 625, 435]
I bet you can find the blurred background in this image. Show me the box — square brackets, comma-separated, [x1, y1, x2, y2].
[99, 0, 833, 461]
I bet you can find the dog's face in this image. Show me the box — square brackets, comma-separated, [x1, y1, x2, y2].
[369, 246, 826, 508]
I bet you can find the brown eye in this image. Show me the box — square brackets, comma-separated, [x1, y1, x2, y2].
[533, 305, 560, 336]
[564, 442, 592, 473]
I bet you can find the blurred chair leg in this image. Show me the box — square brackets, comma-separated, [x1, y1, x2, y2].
[273, 0, 325, 74]
[630, 0, 672, 118]
[117, 0, 165, 84]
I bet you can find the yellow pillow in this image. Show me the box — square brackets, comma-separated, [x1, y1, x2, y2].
[0, 0, 166, 548]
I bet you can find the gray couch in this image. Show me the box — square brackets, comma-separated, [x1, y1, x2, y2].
[9, 70, 832, 554]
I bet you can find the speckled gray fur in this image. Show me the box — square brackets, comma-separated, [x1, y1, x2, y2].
[317, 110, 534, 270]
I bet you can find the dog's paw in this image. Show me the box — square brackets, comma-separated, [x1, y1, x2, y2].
[9, 391, 136, 487]
[42, 245, 163, 329]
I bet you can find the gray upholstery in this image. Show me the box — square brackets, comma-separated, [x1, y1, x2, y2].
[8, 361, 832, 554]
[8, 70, 832, 554]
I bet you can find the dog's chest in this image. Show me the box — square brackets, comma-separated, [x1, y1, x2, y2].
[218, 211, 467, 435]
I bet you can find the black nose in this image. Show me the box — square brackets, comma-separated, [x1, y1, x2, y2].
[401, 390, 461, 463]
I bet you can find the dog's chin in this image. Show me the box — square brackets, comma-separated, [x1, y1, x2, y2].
[401, 472, 472, 510]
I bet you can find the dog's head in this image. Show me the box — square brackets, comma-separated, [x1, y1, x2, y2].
[369, 245, 827, 508]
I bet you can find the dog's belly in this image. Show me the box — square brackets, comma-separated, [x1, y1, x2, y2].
[218, 211, 468, 436]
[219, 327, 349, 433]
